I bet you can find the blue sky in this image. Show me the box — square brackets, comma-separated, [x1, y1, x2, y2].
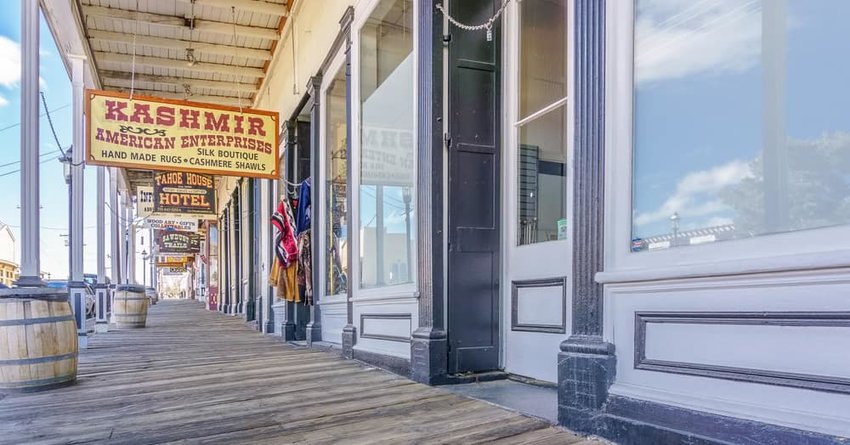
[0, 4, 104, 279]
[632, 0, 850, 239]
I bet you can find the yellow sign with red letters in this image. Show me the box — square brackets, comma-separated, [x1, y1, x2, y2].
[85, 90, 279, 178]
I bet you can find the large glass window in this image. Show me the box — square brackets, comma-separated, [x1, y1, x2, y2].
[516, 0, 568, 245]
[325, 65, 348, 296]
[359, 0, 415, 288]
[632, 1, 850, 252]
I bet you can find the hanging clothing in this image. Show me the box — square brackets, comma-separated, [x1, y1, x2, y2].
[282, 262, 299, 303]
[271, 198, 298, 267]
[296, 178, 312, 235]
[297, 229, 313, 305]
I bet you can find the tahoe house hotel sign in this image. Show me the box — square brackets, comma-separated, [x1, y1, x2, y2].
[154, 171, 217, 216]
[85, 90, 279, 179]
[136, 185, 200, 232]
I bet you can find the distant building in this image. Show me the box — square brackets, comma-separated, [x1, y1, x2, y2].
[0, 222, 18, 287]
[632, 224, 737, 252]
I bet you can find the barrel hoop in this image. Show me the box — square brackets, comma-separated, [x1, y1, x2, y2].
[0, 315, 74, 327]
[2, 373, 76, 388]
[0, 352, 77, 366]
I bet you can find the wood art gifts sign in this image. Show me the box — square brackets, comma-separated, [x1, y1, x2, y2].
[154, 171, 216, 215]
[85, 90, 279, 178]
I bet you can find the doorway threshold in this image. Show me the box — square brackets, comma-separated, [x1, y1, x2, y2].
[442, 377, 559, 424]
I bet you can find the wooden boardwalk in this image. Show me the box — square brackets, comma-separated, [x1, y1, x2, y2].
[0, 300, 599, 445]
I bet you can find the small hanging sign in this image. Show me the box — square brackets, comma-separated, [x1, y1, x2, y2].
[153, 171, 217, 216]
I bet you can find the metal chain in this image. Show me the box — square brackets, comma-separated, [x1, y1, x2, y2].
[129, 0, 139, 100]
[231, 6, 243, 113]
[436, 0, 510, 41]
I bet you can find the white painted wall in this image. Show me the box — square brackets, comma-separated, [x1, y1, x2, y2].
[605, 270, 850, 438]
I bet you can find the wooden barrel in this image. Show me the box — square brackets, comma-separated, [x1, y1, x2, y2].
[145, 287, 158, 306]
[0, 289, 78, 391]
[114, 284, 149, 328]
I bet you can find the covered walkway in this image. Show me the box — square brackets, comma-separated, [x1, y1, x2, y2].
[0, 300, 597, 444]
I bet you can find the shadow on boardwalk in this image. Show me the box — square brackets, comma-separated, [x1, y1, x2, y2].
[0, 300, 601, 444]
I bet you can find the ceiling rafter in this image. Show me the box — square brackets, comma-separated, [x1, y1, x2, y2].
[89, 30, 273, 62]
[108, 88, 251, 108]
[100, 71, 259, 95]
[96, 52, 266, 78]
[175, 0, 288, 17]
[82, 5, 280, 41]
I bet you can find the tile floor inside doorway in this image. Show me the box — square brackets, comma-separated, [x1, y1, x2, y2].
[445, 380, 559, 424]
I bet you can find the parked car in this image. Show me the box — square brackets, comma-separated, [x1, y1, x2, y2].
[45, 279, 95, 319]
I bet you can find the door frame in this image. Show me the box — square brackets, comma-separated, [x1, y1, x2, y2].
[498, 0, 576, 379]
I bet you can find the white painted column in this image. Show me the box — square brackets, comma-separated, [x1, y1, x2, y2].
[127, 199, 137, 284]
[120, 192, 128, 284]
[68, 55, 88, 349]
[109, 169, 120, 323]
[95, 165, 109, 333]
[16, 0, 43, 287]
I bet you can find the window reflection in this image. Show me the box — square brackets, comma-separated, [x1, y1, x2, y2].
[359, 0, 415, 288]
[632, 0, 850, 252]
[325, 65, 348, 296]
[517, 0, 568, 246]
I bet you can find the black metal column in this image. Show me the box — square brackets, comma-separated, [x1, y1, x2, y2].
[306, 75, 323, 346]
[558, 0, 616, 434]
[280, 120, 297, 340]
[410, 0, 448, 385]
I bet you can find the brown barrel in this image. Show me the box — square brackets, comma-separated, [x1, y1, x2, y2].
[114, 284, 149, 328]
[0, 289, 78, 391]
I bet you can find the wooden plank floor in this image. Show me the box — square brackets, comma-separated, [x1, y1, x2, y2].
[0, 300, 600, 445]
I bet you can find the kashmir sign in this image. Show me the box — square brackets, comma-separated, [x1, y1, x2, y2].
[361, 126, 415, 187]
[85, 90, 279, 179]
[154, 171, 216, 215]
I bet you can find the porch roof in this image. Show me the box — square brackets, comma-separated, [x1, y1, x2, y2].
[50, 0, 296, 198]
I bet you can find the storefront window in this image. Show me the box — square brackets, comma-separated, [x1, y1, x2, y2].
[326, 65, 348, 296]
[359, 0, 415, 288]
[516, 0, 568, 245]
[632, 0, 850, 252]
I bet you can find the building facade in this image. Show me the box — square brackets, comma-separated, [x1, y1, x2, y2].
[40, 0, 850, 442]
[211, 1, 850, 443]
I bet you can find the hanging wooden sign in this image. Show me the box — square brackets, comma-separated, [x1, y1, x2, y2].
[153, 171, 216, 215]
[137, 186, 154, 217]
[85, 89, 279, 179]
[144, 214, 199, 232]
[155, 230, 201, 254]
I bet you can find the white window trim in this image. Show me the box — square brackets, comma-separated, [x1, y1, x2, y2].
[350, 0, 419, 299]
[317, 46, 349, 304]
[600, 1, 850, 284]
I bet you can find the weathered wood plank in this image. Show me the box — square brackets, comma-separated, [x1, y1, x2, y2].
[0, 300, 599, 444]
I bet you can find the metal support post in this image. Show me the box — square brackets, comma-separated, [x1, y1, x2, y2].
[15, 0, 44, 287]
[68, 55, 88, 349]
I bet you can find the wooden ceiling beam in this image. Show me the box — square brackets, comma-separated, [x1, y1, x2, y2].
[102, 78, 253, 100]
[100, 70, 259, 95]
[175, 0, 288, 18]
[106, 87, 253, 108]
[95, 52, 265, 78]
[89, 30, 272, 61]
[82, 5, 280, 41]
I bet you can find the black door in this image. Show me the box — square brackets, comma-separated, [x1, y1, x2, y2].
[446, 0, 502, 374]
